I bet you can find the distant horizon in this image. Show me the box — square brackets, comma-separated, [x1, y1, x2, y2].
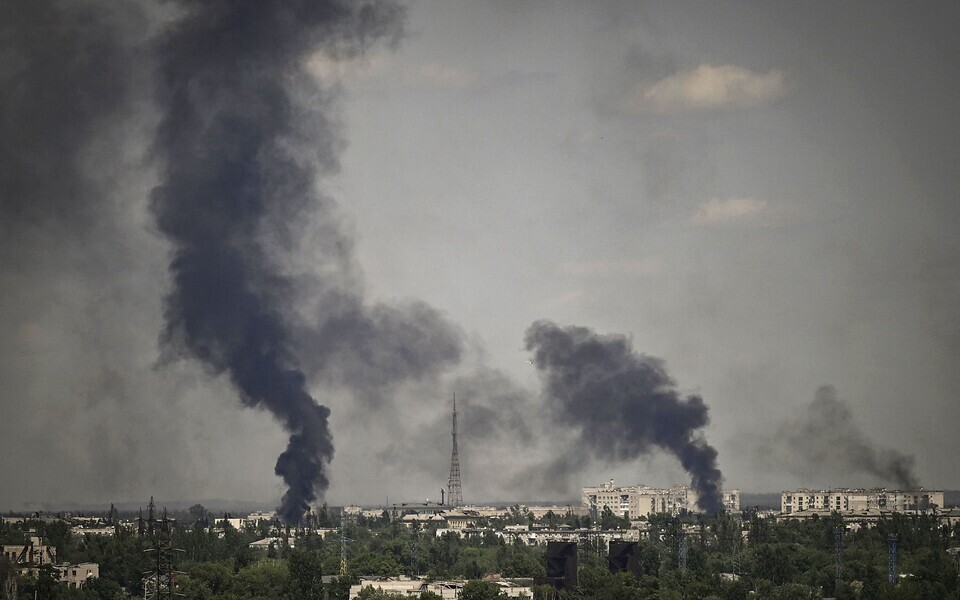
[5, 489, 960, 515]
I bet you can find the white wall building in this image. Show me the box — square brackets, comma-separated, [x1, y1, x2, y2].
[2, 536, 57, 569]
[582, 481, 740, 518]
[57, 563, 99, 589]
[781, 488, 944, 514]
[349, 577, 531, 599]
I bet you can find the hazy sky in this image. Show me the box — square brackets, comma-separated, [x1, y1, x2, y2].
[2, 1, 959, 510]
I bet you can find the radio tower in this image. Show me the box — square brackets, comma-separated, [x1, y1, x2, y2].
[447, 394, 463, 507]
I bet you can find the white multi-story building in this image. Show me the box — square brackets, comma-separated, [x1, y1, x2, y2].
[780, 488, 944, 514]
[582, 480, 740, 518]
[245, 511, 277, 525]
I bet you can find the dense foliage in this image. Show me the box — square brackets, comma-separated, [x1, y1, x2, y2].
[1, 508, 958, 599]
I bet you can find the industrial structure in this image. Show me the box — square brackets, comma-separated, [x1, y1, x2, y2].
[537, 541, 578, 591]
[447, 394, 463, 507]
[139, 498, 183, 600]
[582, 480, 741, 519]
[780, 488, 944, 514]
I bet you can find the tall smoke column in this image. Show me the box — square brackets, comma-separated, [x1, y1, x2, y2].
[755, 385, 919, 488]
[150, 0, 403, 524]
[525, 321, 724, 514]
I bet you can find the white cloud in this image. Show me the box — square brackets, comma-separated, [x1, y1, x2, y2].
[628, 64, 787, 113]
[304, 51, 391, 83]
[691, 197, 770, 225]
[414, 62, 483, 89]
[305, 53, 484, 90]
[558, 256, 665, 277]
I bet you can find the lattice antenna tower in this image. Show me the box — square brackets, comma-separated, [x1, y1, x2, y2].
[447, 393, 463, 507]
[678, 529, 687, 573]
[143, 507, 184, 600]
[888, 534, 899, 585]
[834, 526, 844, 585]
[339, 514, 352, 577]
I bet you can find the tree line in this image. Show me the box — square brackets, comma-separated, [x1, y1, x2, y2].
[1, 507, 958, 599]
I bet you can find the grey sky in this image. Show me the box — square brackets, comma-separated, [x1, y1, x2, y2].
[2, 1, 958, 509]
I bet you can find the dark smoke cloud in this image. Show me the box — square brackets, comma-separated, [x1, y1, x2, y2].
[525, 320, 724, 513]
[298, 299, 464, 408]
[371, 365, 537, 503]
[755, 385, 919, 489]
[0, 0, 134, 227]
[149, 0, 463, 524]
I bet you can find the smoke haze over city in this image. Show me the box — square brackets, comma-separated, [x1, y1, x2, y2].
[2, 1, 960, 512]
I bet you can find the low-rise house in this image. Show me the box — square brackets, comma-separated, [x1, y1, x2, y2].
[249, 536, 295, 550]
[400, 513, 446, 528]
[2, 536, 58, 573]
[57, 563, 99, 589]
[443, 510, 480, 530]
[213, 517, 245, 530]
[71, 526, 115, 537]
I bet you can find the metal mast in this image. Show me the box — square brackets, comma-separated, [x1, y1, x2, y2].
[887, 534, 899, 584]
[447, 393, 463, 507]
[142, 507, 183, 600]
[834, 526, 844, 586]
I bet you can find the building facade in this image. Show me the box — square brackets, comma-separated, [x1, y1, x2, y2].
[582, 481, 741, 518]
[780, 488, 944, 514]
[2, 536, 58, 572]
[57, 563, 99, 589]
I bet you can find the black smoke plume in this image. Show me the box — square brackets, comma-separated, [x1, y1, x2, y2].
[756, 385, 919, 488]
[150, 0, 411, 524]
[0, 0, 133, 227]
[525, 321, 724, 513]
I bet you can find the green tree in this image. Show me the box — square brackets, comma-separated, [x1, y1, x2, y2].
[356, 586, 406, 599]
[460, 579, 507, 600]
[232, 559, 289, 599]
[286, 549, 326, 599]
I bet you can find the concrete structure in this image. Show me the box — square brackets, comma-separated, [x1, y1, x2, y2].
[582, 481, 741, 518]
[249, 536, 295, 551]
[349, 576, 532, 599]
[245, 511, 277, 525]
[2, 536, 57, 571]
[343, 506, 388, 520]
[214, 517, 245, 529]
[780, 488, 944, 514]
[57, 563, 99, 589]
[401, 513, 447, 527]
[389, 502, 448, 520]
[442, 510, 479, 530]
[71, 526, 115, 537]
[526, 505, 590, 519]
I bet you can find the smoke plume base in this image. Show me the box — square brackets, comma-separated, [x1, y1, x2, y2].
[524, 320, 725, 514]
[755, 385, 919, 490]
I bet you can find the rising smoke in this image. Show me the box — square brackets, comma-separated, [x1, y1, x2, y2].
[525, 321, 724, 513]
[0, 0, 134, 228]
[2, 0, 732, 515]
[755, 385, 919, 489]
[149, 0, 466, 524]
